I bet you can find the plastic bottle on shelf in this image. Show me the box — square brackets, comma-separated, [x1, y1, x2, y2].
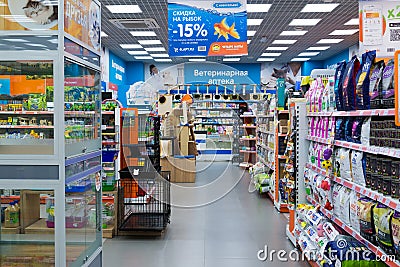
[4, 202, 12, 227]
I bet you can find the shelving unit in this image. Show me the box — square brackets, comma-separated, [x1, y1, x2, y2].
[239, 114, 257, 168]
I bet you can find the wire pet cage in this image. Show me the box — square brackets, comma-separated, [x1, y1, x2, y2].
[118, 171, 171, 231]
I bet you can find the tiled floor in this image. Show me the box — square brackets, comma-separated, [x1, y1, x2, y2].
[103, 162, 310, 267]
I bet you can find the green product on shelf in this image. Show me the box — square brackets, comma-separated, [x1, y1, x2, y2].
[28, 94, 47, 111]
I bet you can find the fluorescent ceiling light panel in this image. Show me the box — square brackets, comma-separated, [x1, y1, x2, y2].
[26, 43, 47, 47]
[189, 58, 206, 62]
[150, 53, 170, 58]
[261, 52, 281, 57]
[120, 44, 143, 49]
[223, 58, 241, 62]
[247, 31, 256, 37]
[301, 3, 339, 13]
[280, 31, 308, 36]
[138, 40, 162, 45]
[317, 38, 343, 44]
[266, 46, 288, 51]
[3, 38, 28, 42]
[144, 47, 166, 52]
[307, 46, 330, 51]
[106, 5, 142, 13]
[127, 51, 148, 55]
[48, 39, 58, 43]
[155, 59, 172, 62]
[289, 19, 321, 26]
[298, 52, 320, 57]
[345, 18, 359, 26]
[272, 39, 297, 45]
[292, 58, 310, 61]
[329, 29, 359, 35]
[247, 4, 271, 13]
[130, 31, 157, 37]
[257, 58, 275, 62]
[101, 31, 108, 37]
[247, 40, 251, 44]
[134, 56, 153, 60]
[247, 19, 263, 25]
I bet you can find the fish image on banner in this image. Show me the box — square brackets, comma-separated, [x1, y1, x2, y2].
[168, 0, 247, 57]
[214, 18, 240, 41]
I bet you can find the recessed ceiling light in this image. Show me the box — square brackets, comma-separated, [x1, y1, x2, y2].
[138, 40, 162, 45]
[48, 39, 58, 44]
[247, 19, 263, 26]
[189, 58, 206, 62]
[247, 4, 272, 13]
[298, 52, 320, 57]
[257, 58, 275, 62]
[120, 44, 143, 49]
[134, 56, 153, 60]
[144, 47, 166, 52]
[289, 19, 322, 26]
[261, 52, 281, 57]
[155, 59, 172, 62]
[344, 18, 359, 26]
[3, 38, 28, 42]
[272, 40, 297, 45]
[150, 53, 170, 58]
[26, 43, 47, 47]
[223, 58, 241, 62]
[106, 5, 142, 13]
[329, 29, 359, 35]
[266, 47, 289, 51]
[317, 38, 343, 44]
[247, 31, 256, 37]
[127, 51, 148, 55]
[301, 3, 339, 13]
[291, 58, 311, 61]
[280, 31, 308, 36]
[101, 31, 108, 37]
[307, 46, 330, 51]
[247, 40, 251, 44]
[130, 31, 157, 37]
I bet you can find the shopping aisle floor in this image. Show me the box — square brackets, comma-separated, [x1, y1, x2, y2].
[103, 162, 309, 267]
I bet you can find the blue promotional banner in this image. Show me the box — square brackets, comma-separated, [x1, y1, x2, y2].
[168, 0, 247, 57]
[109, 51, 127, 85]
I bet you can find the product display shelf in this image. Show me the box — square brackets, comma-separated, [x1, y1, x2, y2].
[305, 163, 400, 212]
[307, 109, 395, 117]
[306, 196, 399, 267]
[239, 112, 257, 168]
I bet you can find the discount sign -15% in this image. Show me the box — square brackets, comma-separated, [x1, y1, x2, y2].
[176, 23, 208, 38]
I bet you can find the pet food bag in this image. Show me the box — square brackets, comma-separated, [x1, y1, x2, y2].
[332, 184, 344, 217]
[373, 203, 394, 254]
[350, 191, 361, 233]
[382, 59, 395, 108]
[361, 118, 371, 146]
[391, 211, 400, 260]
[339, 148, 352, 181]
[342, 55, 361, 111]
[340, 188, 352, 225]
[358, 197, 376, 244]
[334, 61, 347, 111]
[356, 50, 376, 110]
[369, 60, 385, 109]
[351, 151, 366, 186]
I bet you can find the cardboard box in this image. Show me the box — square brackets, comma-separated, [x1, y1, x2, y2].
[160, 156, 196, 183]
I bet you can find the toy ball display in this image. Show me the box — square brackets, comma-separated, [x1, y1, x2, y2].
[321, 160, 332, 170]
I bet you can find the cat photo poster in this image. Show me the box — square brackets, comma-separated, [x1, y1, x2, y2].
[261, 62, 302, 90]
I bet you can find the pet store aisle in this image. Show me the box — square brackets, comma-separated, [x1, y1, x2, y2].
[103, 162, 309, 267]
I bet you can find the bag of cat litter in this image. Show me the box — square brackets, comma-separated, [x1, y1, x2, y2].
[340, 187, 352, 225]
[332, 183, 343, 217]
[351, 151, 366, 186]
[342, 55, 361, 111]
[391, 211, 400, 260]
[339, 148, 352, 181]
[344, 118, 354, 142]
[369, 60, 385, 109]
[350, 191, 361, 233]
[351, 117, 364, 144]
[373, 203, 394, 254]
[382, 59, 395, 108]
[361, 117, 371, 146]
[356, 50, 376, 110]
[358, 197, 377, 244]
[334, 61, 347, 111]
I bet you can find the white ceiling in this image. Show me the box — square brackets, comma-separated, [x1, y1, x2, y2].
[100, 0, 360, 64]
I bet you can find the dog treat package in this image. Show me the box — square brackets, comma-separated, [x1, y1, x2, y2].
[334, 61, 347, 111]
[356, 50, 376, 110]
[369, 60, 385, 109]
[391, 211, 400, 260]
[342, 55, 361, 111]
[361, 117, 371, 146]
[373, 203, 394, 254]
[351, 151, 366, 186]
[358, 197, 376, 244]
[349, 191, 361, 233]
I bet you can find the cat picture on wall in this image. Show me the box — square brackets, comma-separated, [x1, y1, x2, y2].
[23, 0, 57, 25]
